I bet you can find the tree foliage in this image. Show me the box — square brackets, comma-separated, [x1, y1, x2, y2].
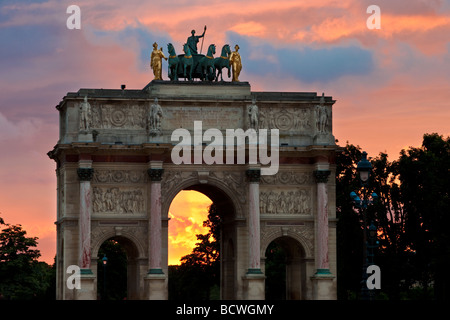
[393, 133, 450, 299]
[336, 133, 450, 300]
[0, 217, 55, 300]
[169, 203, 221, 300]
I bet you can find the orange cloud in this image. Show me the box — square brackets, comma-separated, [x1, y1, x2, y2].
[230, 21, 266, 37]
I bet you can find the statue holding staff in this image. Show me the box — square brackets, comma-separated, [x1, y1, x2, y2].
[187, 25, 207, 54]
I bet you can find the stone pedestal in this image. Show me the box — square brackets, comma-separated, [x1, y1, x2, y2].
[78, 132, 93, 142]
[144, 273, 167, 300]
[311, 273, 336, 300]
[314, 132, 334, 145]
[243, 273, 265, 300]
[76, 271, 96, 300]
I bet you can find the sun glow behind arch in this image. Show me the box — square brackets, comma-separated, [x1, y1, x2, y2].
[168, 190, 213, 265]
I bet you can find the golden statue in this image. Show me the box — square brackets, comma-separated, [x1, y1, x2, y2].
[229, 44, 242, 82]
[150, 42, 167, 80]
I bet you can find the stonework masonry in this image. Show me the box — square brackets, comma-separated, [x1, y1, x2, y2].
[48, 80, 338, 300]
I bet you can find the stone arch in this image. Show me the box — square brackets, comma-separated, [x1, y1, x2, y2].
[91, 226, 146, 260]
[162, 171, 242, 299]
[161, 170, 245, 220]
[90, 227, 147, 299]
[262, 233, 311, 300]
[261, 226, 313, 259]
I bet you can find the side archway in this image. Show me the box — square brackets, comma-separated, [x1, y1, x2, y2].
[262, 234, 310, 300]
[91, 229, 146, 299]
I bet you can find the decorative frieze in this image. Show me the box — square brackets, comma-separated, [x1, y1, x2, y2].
[260, 171, 311, 185]
[91, 104, 147, 129]
[260, 189, 311, 214]
[93, 186, 145, 214]
[93, 169, 147, 184]
[258, 107, 312, 132]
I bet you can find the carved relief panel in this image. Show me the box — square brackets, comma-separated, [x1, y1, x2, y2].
[260, 170, 313, 215]
[258, 107, 312, 133]
[91, 104, 147, 130]
[260, 189, 311, 215]
[92, 169, 147, 215]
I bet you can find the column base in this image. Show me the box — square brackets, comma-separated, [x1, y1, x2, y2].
[75, 269, 96, 300]
[315, 268, 333, 275]
[311, 271, 336, 300]
[243, 272, 265, 300]
[247, 268, 263, 275]
[144, 272, 167, 300]
[148, 268, 164, 275]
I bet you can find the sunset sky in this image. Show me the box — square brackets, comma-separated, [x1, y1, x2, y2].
[0, 0, 449, 265]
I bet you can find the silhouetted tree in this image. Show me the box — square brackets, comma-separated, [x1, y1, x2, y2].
[393, 133, 450, 300]
[336, 133, 450, 300]
[169, 203, 221, 300]
[0, 217, 54, 299]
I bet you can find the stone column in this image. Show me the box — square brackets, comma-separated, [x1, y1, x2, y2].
[77, 167, 94, 272]
[147, 167, 164, 274]
[246, 169, 262, 273]
[243, 169, 265, 300]
[314, 169, 331, 274]
[76, 166, 96, 300]
[145, 164, 167, 300]
[311, 169, 336, 300]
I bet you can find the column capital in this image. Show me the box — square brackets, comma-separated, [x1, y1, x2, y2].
[313, 170, 331, 183]
[77, 168, 94, 181]
[148, 168, 164, 182]
[246, 169, 261, 183]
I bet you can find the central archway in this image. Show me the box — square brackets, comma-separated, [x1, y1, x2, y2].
[168, 190, 212, 266]
[163, 181, 239, 300]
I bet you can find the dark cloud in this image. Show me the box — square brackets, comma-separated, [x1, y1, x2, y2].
[0, 24, 63, 62]
[226, 31, 374, 83]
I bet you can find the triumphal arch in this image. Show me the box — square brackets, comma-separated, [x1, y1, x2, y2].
[48, 37, 338, 300]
